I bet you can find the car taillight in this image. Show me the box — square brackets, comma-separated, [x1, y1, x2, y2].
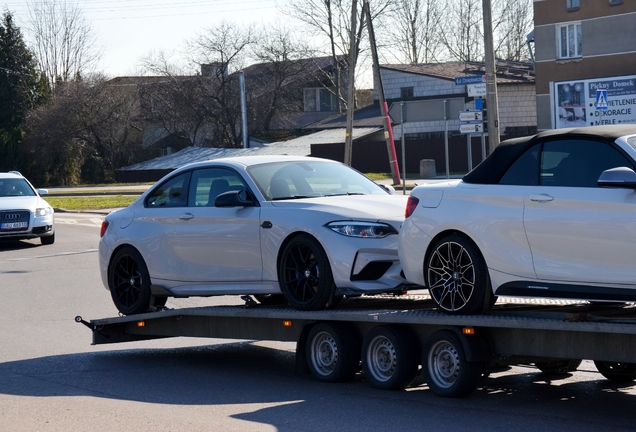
[405, 196, 419, 218]
[100, 221, 109, 238]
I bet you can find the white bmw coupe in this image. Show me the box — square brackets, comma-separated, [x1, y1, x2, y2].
[400, 125, 636, 314]
[99, 156, 408, 314]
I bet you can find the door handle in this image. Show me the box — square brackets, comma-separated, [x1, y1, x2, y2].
[179, 213, 194, 220]
[529, 194, 554, 203]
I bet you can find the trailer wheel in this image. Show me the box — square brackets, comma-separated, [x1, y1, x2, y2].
[362, 325, 419, 390]
[426, 234, 489, 315]
[535, 359, 582, 374]
[594, 361, 636, 382]
[423, 330, 482, 397]
[279, 234, 337, 311]
[306, 323, 360, 383]
[108, 246, 152, 315]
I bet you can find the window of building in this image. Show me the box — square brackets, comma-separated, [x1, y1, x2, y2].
[303, 88, 336, 112]
[567, 0, 579, 9]
[557, 23, 582, 58]
[400, 87, 414, 99]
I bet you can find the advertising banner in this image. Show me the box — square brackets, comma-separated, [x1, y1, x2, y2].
[553, 75, 636, 129]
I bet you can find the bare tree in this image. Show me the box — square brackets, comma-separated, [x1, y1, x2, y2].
[493, 0, 533, 61]
[26, 0, 101, 95]
[438, 0, 484, 62]
[385, 0, 443, 64]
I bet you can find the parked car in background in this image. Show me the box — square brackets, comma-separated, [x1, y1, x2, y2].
[399, 125, 636, 314]
[0, 171, 55, 245]
[99, 156, 409, 314]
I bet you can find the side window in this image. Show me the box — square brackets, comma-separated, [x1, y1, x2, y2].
[189, 168, 247, 207]
[541, 139, 633, 187]
[146, 172, 190, 207]
[499, 144, 540, 185]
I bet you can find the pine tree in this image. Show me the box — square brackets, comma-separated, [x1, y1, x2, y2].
[0, 11, 46, 172]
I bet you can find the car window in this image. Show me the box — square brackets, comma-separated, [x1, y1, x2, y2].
[188, 168, 247, 206]
[541, 139, 633, 187]
[499, 144, 540, 186]
[146, 172, 191, 207]
[248, 161, 387, 200]
[0, 178, 37, 197]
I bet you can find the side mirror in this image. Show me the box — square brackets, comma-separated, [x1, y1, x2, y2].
[378, 183, 396, 195]
[38, 188, 49, 196]
[214, 189, 255, 207]
[598, 167, 636, 189]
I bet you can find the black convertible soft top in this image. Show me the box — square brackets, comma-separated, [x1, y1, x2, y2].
[463, 124, 636, 184]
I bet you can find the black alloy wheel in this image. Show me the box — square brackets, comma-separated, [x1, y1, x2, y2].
[108, 246, 153, 315]
[279, 234, 336, 311]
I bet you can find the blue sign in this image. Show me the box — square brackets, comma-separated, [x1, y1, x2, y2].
[455, 75, 486, 86]
[596, 89, 608, 111]
[475, 98, 483, 110]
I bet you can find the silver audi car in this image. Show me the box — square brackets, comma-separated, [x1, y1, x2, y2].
[99, 156, 408, 314]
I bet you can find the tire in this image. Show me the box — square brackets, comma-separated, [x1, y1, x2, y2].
[594, 361, 636, 382]
[152, 296, 168, 307]
[279, 234, 337, 311]
[254, 294, 288, 306]
[306, 323, 360, 383]
[108, 246, 153, 315]
[40, 232, 55, 245]
[362, 325, 419, 390]
[423, 330, 483, 397]
[535, 359, 582, 374]
[426, 234, 489, 315]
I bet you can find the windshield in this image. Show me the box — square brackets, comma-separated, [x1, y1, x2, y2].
[627, 136, 636, 152]
[0, 178, 36, 197]
[247, 161, 388, 200]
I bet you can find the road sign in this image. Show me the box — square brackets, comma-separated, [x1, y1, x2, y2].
[596, 89, 608, 111]
[459, 110, 483, 122]
[459, 122, 484, 134]
[455, 75, 486, 86]
[467, 83, 487, 97]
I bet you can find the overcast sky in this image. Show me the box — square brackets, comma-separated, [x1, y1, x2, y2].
[6, 0, 279, 78]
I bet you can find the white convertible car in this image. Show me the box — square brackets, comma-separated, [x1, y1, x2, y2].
[99, 156, 408, 314]
[399, 125, 636, 314]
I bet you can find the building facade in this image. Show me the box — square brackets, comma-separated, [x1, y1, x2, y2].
[533, 0, 636, 130]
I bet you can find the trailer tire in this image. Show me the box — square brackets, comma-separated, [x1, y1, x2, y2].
[535, 359, 582, 374]
[362, 325, 419, 390]
[594, 361, 636, 382]
[306, 323, 360, 383]
[423, 330, 482, 397]
[108, 246, 152, 315]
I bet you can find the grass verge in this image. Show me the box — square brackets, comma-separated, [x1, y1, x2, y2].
[47, 195, 138, 211]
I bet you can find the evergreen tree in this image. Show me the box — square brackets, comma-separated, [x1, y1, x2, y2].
[0, 11, 46, 172]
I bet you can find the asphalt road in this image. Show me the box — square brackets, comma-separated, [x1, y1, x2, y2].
[0, 213, 635, 431]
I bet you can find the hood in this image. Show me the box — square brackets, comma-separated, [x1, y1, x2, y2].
[0, 196, 47, 211]
[270, 194, 409, 223]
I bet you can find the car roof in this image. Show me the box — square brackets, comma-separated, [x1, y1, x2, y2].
[464, 125, 636, 185]
[175, 155, 342, 172]
[0, 172, 24, 179]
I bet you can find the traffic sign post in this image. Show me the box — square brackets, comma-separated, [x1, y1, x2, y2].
[459, 123, 484, 134]
[459, 110, 483, 122]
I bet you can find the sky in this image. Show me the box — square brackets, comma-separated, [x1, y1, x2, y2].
[6, 0, 280, 78]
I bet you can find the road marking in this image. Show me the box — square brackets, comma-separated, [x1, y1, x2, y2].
[2, 249, 98, 262]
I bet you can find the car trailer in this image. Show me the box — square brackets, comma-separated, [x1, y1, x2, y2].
[76, 296, 636, 397]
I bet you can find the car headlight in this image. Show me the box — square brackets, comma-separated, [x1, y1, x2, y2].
[326, 221, 397, 238]
[35, 207, 53, 217]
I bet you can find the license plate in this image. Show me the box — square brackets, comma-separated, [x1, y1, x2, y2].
[0, 222, 28, 229]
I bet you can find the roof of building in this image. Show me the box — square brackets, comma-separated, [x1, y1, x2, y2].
[118, 127, 381, 171]
[381, 60, 535, 84]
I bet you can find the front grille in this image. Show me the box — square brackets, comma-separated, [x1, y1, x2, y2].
[0, 210, 30, 232]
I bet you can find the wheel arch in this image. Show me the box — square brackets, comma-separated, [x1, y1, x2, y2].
[276, 231, 324, 274]
[423, 229, 486, 277]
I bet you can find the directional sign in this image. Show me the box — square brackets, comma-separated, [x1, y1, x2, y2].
[467, 83, 487, 97]
[596, 89, 608, 111]
[455, 75, 486, 86]
[459, 122, 484, 134]
[459, 110, 483, 122]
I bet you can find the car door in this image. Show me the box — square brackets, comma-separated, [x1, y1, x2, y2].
[170, 167, 262, 282]
[523, 138, 636, 285]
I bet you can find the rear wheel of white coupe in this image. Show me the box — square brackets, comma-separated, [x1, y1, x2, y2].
[306, 323, 360, 383]
[362, 325, 419, 390]
[279, 234, 337, 311]
[423, 330, 482, 398]
[426, 234, 489, 315]
[108, 246, 153, 315]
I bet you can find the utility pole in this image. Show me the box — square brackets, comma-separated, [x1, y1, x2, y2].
[343, 0, 358, 166]
[363, 0, 400, 185]
[482, 0, 500, 153]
